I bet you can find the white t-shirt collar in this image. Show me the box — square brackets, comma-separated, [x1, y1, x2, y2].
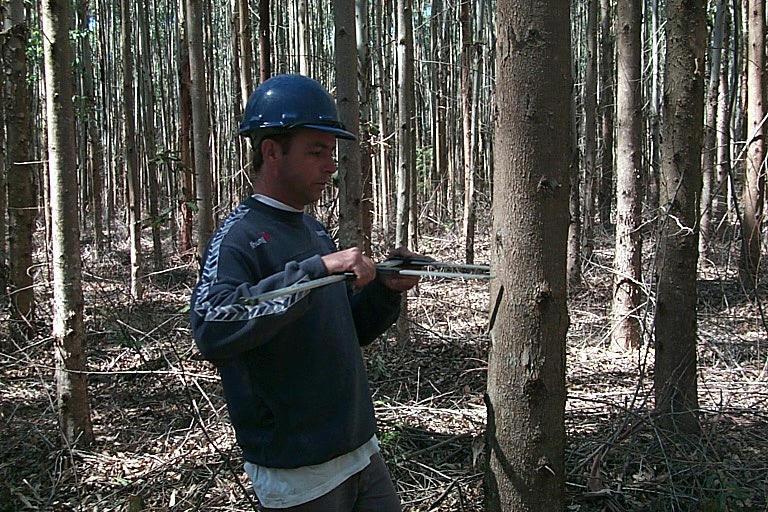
[252, 194, 303, 213]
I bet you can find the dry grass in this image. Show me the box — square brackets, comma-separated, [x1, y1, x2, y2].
[1, 222, 767, 511]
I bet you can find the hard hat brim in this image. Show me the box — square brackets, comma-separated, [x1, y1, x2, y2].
[303, 124, 357, 141]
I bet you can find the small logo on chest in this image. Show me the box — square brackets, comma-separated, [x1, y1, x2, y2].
[249, 232, 272, 249]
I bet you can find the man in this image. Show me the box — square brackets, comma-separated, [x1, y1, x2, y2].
[190, 74, 419, 511]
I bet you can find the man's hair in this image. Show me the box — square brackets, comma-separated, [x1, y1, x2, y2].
[252, 132, 294, 172]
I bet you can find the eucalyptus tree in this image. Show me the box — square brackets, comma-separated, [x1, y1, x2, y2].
[3, 0, 36, 326]
[461, 0, 476, 264]
[356, 0, 373, 254]
[259, 0, 270, 81]
[121, 0, 143, 299]
[699, 0, 727, 258]
[581, 0, 598, 263]
[740, 0, 765, 286]
[41, 0, 94, 445]
[611, 0, 643, 351]
[597, 0, 613, 226]
[485, 0, 571, 508]
[654, 0, 705, 436]
[336, 0, 364, 250]
[712, 7, 732, 228]
[185, 0, 213, 259]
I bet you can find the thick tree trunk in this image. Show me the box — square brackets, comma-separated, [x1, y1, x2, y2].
[42, 0, 94, 446]
[3, 1, 36, 326]
[121, 0, 143, 299]
[611, 0, 643, 351]
[654, 0, 705, 436]
[485, 0, 571, 508]
[336, 0, 363, 250]
[186, 0, 214, 259]
[740, 0, 765, 286]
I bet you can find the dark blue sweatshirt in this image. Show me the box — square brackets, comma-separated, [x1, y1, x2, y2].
[190, 197, 401, 468]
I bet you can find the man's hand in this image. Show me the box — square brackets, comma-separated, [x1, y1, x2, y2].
[379, 246, 433, 292]
[321, 247, 376, 287]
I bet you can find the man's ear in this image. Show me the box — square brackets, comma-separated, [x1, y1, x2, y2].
[261, 138, 281, 163]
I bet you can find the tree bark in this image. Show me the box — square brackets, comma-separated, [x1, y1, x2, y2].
[42, 0, 94, 445]
[598, 0, 614, 226]
[654, 0, 705, 436]
[356, 0, 373, 255]
[258, 0, 271, 82]
[3, 0, 37, 326]
[699, 0, 727, 258]
[485, 0, 571, 508]
[186, 0, 214, 259]
[336, 0, 363, 250]
[461, 0, 476, 264]
[581, 0, 598, 262]
[739, 0, 765, 286]
[712, 8, 731, 232]
[611, 0, 643, 351]
[178, 0, 194, 254]
[121, 0, 143, 299]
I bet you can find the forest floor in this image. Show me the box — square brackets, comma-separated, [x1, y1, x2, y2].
[2, 220, 768, 511]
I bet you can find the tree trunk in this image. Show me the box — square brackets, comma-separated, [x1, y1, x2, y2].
[41, 0, 94, 446]
[357, 0, 373, 255]
[567, 87, 582, 289]
[611, 0, 643, 351]
[740, 0, 765, 286]
[178, 1, 194, 254]
[598, 0, 614, 226]
[3, 0, 36, 326]
[461, 0, 476, 264]
[121, 0, 143, 299]
[258, 0, 270, 82]
[336, 0, 363, 250]
[485, 0, 571, 508]
[186, 0, 214, 259]
[138, 0, 162, 270]
[396, 0, 415, 341]
[238, 0, 253, 106]
[712, 8, 731, 233]
[79, 0, 105, 259]
[654, 0, 705, 436]
[581, 0, 598, 262]
[699, 0, 727, 258]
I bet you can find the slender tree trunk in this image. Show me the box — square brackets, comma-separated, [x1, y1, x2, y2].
[178, 2, 194, 254]
[0, 65, 6, 297]
[121, 0, 143, 299]
[139, 0, 162, 270]
[336, 0, 363, 250]
[186, 0, 213, 259]
[357, 0, 373, 255]
[712, 9, 731, 233]
[461, 0, 476, 264]
[611, 0, 643, 351]
[79, 0, 104, 259]
[598, 0, 614, 226]
[581, 0, 598, 261]
[396, 0, 415, 341]
[238, 0, 253, 106]
[3, 0, 36, 326]
[647, 0, 662, 212]
[740, 0, 765, 286]
[654, 0, 705, 436]
[42, 0, 94, 446]
[699, 0, 727, 258]
[485, 0, 571, 508]
[567, 86, 582, 289]
[258, 0, 270, 82]
[298, 0, 310, 75]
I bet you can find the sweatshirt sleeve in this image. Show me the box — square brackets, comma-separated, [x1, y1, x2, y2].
[191, 243, 328, 360]
[349, 277, 403, 346]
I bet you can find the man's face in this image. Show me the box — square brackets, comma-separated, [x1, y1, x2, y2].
[274, 129, 337, 208]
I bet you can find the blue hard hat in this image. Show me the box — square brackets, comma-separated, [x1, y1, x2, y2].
[239, 74, 356, 140]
